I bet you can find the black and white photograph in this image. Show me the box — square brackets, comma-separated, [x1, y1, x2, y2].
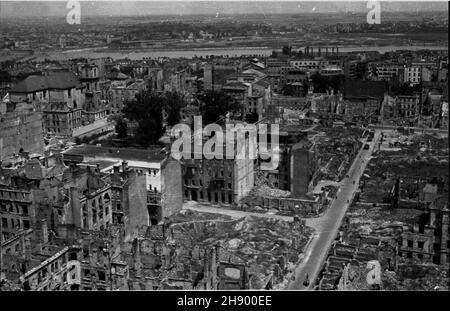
[0, 0, 448, 298]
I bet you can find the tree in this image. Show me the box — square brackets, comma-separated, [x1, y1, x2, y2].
[390, 82, 422, 96]
[198, 91, 241, 125]
[122, 91, 164, 147]
[115, 117, 128, 139]
[134, 118, 162, 147]
[281, 83, 307, 97]
[309, 72, 343, 93]
[282, 45, 292, 56]
[163, 91, 187, 126]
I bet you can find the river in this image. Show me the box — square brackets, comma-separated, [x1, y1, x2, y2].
[20, 45, 450, 61]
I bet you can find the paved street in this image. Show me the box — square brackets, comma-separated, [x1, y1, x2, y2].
[287, 131, 381, 290]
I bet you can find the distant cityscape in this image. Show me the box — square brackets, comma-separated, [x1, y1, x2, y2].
[0, 1, 448, 291]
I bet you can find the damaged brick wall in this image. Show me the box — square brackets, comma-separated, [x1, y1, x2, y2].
[161, 157, 183, 218]
[123, 171, 149, 241]
[0, 109, 44, 160]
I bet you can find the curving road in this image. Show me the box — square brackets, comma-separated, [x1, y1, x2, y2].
[287, 131, 380, 290]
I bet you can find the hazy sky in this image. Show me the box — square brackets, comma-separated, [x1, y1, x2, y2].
[0, 1, 448, 17]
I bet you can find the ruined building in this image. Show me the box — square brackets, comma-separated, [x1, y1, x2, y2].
[263, 129, 318, 196]
[7, 72, 85, 138]
[62, 145, 183, 231]
[0, 101, 44, 160]
[399, 196, 449, 265]
[181, 134, 254, 205]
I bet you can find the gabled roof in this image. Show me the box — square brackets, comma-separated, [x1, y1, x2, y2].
[242, 68, 266, 78]
[10, 75, 47, 93]
[10, 72, 80, 93]
[106, 72, 130, 80]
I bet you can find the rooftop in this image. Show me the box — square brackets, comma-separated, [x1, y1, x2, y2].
[10, 72, 81, 93]
[63, 145, 167, 163]
[105, 71, 130, 80]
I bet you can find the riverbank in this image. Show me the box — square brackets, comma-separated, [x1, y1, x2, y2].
[27, 44, 448, 61]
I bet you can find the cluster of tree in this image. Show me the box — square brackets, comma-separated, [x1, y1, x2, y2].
[281, 83, 308, 97]
[118, 91, 188, 147]
[197, 91, 242, 125]
[115, 118, 128, 139]
[308, 72, 344, 93]
[112, 90, 244, 148]
[389, 82, 422, 96]
[0, 67, 41, 83]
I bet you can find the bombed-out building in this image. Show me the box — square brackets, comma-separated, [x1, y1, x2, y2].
[181, 131, 254, 205]
[263, 128, 318, 196]
[62, 145, 183, 229]
[0, 102, 44, 161]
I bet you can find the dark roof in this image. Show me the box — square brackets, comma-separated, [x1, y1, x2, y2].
[106, 72, 129, 80]
[344, 80, 387, 99]
[10, 72, 80, 93]
[10, 76, 46, 93]
[63, 145, 167, 163]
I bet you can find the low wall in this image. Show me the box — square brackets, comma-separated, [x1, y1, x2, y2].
[260, 195, 323, 216]
[72, 118, 114, 138]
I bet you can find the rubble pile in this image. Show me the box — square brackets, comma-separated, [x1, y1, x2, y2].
[253, 184, 291, 198]
[170, 213, 312, 288]
[314, 127, 363, 181]
[123, 210, 312, 290]
[239, 181, 292, 212]
[360, 133, 449, 205]
[344, 204, 422, 238]
[169, 209, 232, 223]
[252, 170, 291, 197]
[317, 241, 381, 290]
[382, 264, 449, 290]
